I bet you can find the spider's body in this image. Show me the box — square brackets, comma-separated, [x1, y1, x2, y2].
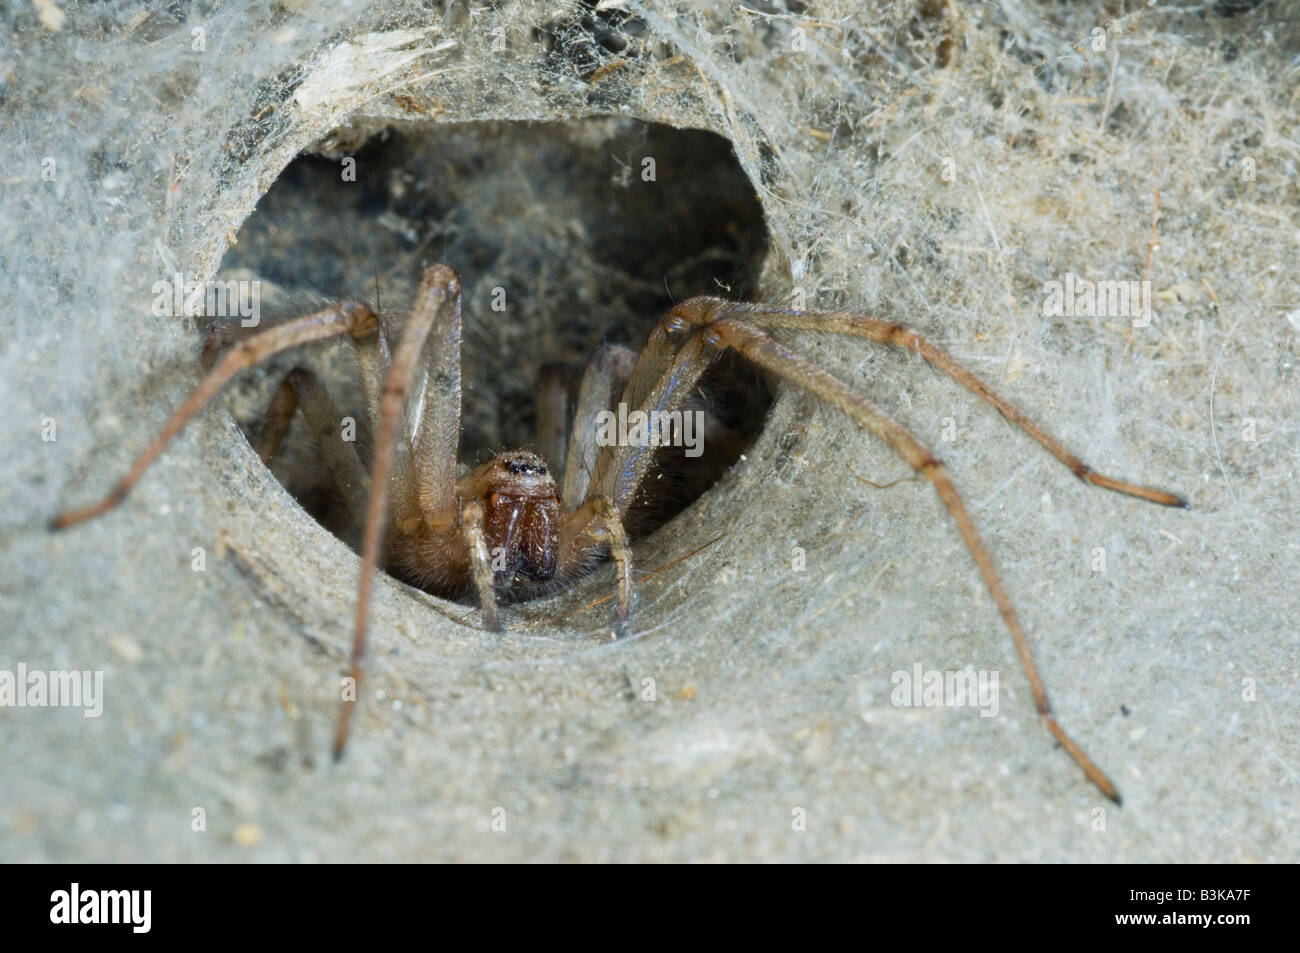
[387, 450, 603, 606]
[456, 452, 561, 586]
[53, 263, 1187, 801]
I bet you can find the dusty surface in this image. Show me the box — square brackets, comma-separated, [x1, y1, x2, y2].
[3, 0, 1298, 861]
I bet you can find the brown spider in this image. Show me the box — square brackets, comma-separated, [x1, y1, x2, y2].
[52, 263, 1187, 802]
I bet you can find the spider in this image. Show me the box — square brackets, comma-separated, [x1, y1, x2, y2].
[52, 263, 1187, 802]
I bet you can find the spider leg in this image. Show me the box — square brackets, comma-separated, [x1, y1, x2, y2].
[257, 367, 369, 523]
[711, 300, 1188, 509]
[536, 362, 571, 480]
[556, 321, 728, 632]
[343, 310, 387, 444]
[201, 319, 256, 371]
[354, 310, 440, 533]
[558, 494, 632, 634]
[406, 273, 463, 517]
[334, 264, 462, 760]
[460, 498, 499, 631]
[561, 344, 637, 510]
[693, 312, 1124, 803]
[556, 323, 724, 633]
[51, 302, 378, 530]
[594, 327, 714, 514]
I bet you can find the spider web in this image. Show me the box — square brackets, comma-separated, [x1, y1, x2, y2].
[5, 0, 1299, 861]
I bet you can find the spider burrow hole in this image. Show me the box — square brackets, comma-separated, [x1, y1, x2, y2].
[215, 118, 773, 630]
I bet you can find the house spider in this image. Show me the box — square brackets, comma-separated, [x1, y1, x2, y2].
[53, 263, 1187, 803]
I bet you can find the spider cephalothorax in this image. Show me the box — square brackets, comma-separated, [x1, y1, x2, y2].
[53, 263, 1186, 801]
[477, 452, 560, 584]
[387, 450, 563, 598]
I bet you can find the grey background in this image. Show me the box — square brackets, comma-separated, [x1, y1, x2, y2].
[3, 0, 1297, 861]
